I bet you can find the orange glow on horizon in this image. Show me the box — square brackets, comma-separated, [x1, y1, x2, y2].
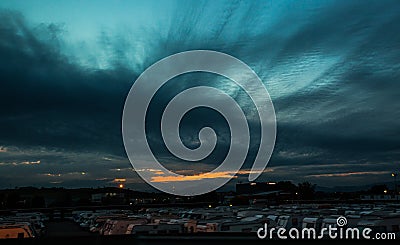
[149, 168, 274, 183]
[114, 178, 127, 182]
[151, 171, 237, 183]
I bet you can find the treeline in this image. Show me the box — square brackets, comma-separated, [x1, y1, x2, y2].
[0, 182, 395, 209]
[0, 186, 219, 209]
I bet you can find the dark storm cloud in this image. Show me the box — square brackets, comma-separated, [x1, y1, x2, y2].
[0, 10, 133, 155]
[0, 0, 400, 188]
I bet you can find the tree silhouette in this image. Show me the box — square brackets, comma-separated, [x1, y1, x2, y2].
[297, 182, 316, 200]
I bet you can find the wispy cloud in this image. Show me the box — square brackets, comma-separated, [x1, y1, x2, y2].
[42, 173, 61, 177]
[306, 171, 391, 178]
[0, 160, 40, 166]
[21, 160, 41, 165]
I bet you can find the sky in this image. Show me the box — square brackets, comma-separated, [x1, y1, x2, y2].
[0, 0, 399, 191]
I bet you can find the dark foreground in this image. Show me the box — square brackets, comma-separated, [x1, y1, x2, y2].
[2, 221, 398, 245]
[2, 221, 263, 245]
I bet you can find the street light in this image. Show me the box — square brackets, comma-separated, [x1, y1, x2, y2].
[392, 173, 398, 200]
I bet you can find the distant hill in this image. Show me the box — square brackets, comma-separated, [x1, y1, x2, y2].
[316, 181, 396, 193]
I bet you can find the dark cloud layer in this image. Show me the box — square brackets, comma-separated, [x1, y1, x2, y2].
[0, 11, 133, 155]
[0, 1, 400, 189]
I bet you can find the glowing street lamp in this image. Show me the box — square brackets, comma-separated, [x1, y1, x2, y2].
[392, 173, 398, 200]
[119, 184, 124, 188]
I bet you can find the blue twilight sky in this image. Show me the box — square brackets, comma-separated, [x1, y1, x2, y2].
[0, 0, 399, 191]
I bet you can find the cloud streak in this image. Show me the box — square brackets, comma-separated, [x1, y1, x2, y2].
[306, 171, 391, 178]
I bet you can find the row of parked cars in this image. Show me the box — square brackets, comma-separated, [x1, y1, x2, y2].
[71, 204, 400, 238]
[2, 204, 399, 239]
[0, 212, 47, 239]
